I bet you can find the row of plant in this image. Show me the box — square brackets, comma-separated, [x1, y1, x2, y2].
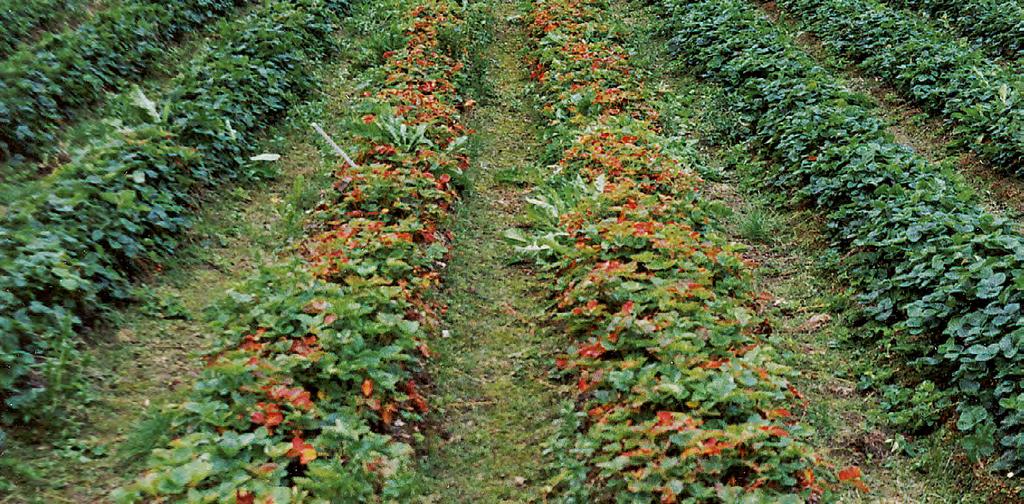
[112, 0, 471, 500]
[508, 0, 867, 500]
[666, 0, 1024, 482]
[0, 0, 348, 425]
[0, 0, 251, 163]
[0, 0, 96, 59]
[767, 0, 1024, 173]
[885, 0, 1024, 61]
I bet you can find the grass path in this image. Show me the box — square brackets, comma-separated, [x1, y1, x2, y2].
[422, 2, 563, 500]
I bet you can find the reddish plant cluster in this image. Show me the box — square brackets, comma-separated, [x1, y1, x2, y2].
[115, 1, 472, 501]
[518, 0, 865, 501]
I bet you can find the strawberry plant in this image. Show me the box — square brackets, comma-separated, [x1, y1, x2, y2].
[1, 0, 346, 424]
[0, 0, 252, 162]
[774, 0, 1024, 173]
[888, 0, 1024, 61]
[0, 0, 92, 59]
[114, 0, 474, 500]
[667, 0, 1024, 481]
[510, 0, 859, 500]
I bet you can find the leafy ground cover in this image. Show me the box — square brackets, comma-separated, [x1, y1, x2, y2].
[112, 0, 478, 499]
[759, 0, 1024, 222]
[507, 0, 872, 500]
[0, 0, 97, 59]
[0, 0, 251, 163]
[771, 0, 1024, 174]
[4, 0, 1023, 500]
[1, 0, 346, 430]
[886, 0, 1024, 61]
[0, 90, 334, 500]
[644, 62, 995, 501]
[666, 0, 1024, 493]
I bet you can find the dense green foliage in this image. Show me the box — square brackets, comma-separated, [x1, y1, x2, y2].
[0, 0, 249, 162]
[888, 0, 1024, 60]
[511, 0, 848, 500]
[666, 0, 1024, 476]
[0, 0, 92, 59]
[114, 1, 472, 499]
[0, 0, 345, 423]
[774, 0, 1024, 173]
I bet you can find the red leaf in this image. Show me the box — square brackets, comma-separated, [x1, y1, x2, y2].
[577, 342, 606, 358]
[362, 379, 374, 398]
[251, 403, 283, 428]
[240, 334, 263, 352]
[382, 402, 397, 424]
[406, 380, 428, 412]
[702, 359, 728, 369]
[838, 466, 870, 492]
[286, 437, 317, 465]
[764, 408, 791, 419]
[236, 490, 255, 504]
[656, 411, 675, 426]
[837, 466, 861, 481]
[701, 438, 725, 456]
[632, 221, 655, 237]
[787, 383, 805, 400]
[265, 411, 283, 427]
[619, 301, 634, 315]
[290, 336, 318, 357]
[759, 425, 789, 437]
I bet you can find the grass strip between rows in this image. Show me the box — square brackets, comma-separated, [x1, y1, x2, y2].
[666, 0, 1024, 486]
[113, 0, 471, 499]
[509, 0, 869, 500]
[0, 0, 251, 162]
[0, 0, 346, 423]
[771, 0, 1024, 174]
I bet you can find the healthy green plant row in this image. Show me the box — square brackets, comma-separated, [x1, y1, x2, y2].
[886, 0, 1024, 61]
[770, 0, 1024, 174]
[0, 0, 94, 59]
[667, 0, 1024, 482]
[0, 0, 250, 163]
[0, 0, 346, 424]
[114, 0, 471, 499]
[512, 0, 865, 500]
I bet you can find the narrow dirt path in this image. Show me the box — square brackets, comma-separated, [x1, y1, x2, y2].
[422, 2, 561, 501]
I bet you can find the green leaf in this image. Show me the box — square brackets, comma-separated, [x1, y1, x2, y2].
[956, 405, 989, 431]
[977, 272, 1007, 299]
